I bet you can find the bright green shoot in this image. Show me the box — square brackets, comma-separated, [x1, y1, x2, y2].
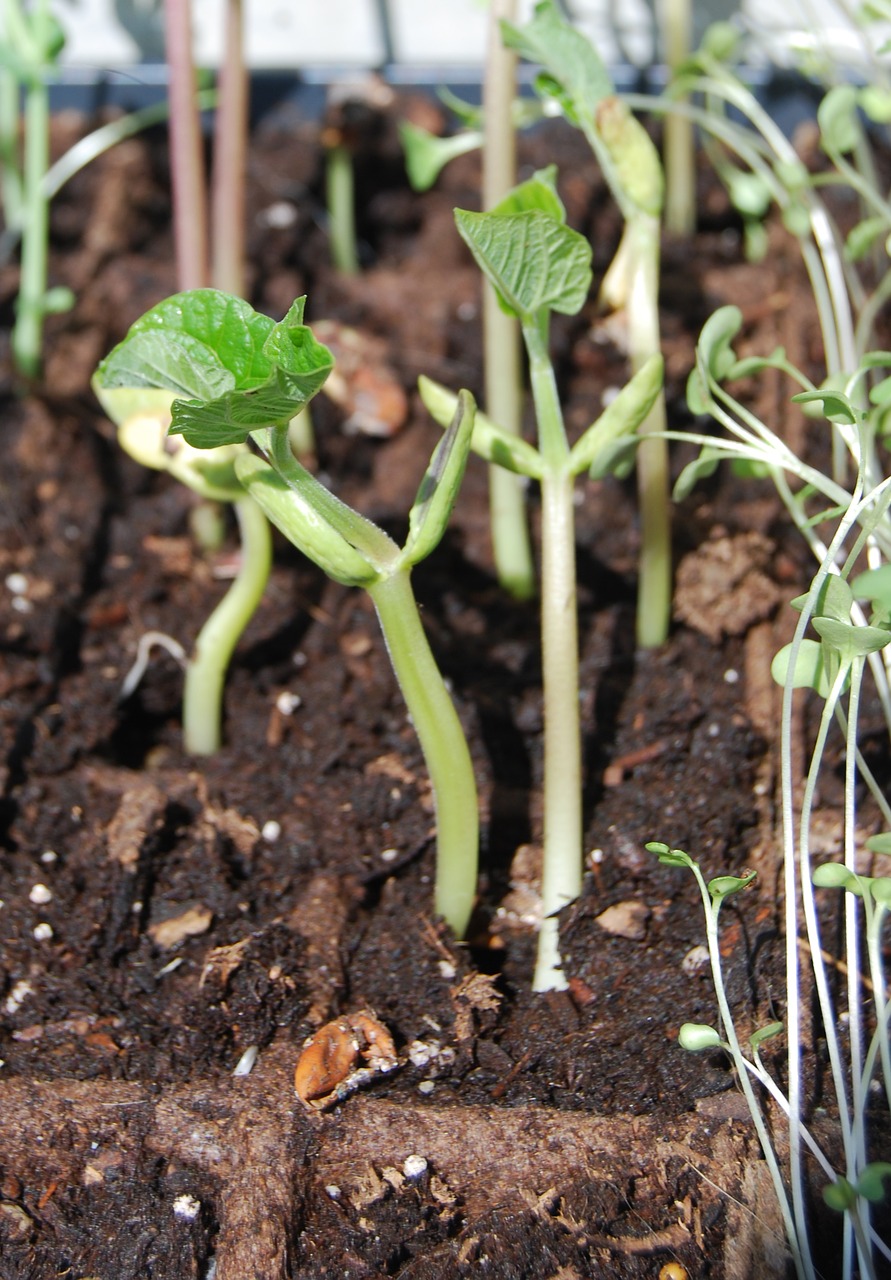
[400, 2, 537, 602]
[502, 0, 671, 649]
[96, 290, 479, 939]
[93, 293, 285, 757]
[422, 171, 663, 988]
[648, 841, 845, 1280]
[0, 0, 73, 379]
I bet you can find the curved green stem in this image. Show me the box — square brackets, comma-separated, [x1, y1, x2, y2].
[369, 568, 478, 938]
[183, 496, 272, 755]
[326, 143, 358, 275]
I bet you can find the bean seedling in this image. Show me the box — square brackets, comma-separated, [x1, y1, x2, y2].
[96, 290, 480, 939]
[422, 169, 663, 988]
[0, 0, 73, 379]
[503, 0, 672, 649]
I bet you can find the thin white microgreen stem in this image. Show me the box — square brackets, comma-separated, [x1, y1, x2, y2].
[778, 489, 867, 1278]
[630, 82, 858, 399]
[482, 0, 535, 602]
[839, 494, 891, 734]
[864, 987, 891, 1116]
[524, 316, 582, 992]
[843, 659, 868, 1198]
[742, 1052, 836, 1182]
[367, 568, 478, 939]
[182, 495, 272, 756]
[854, 269, 891, 364]
[688, 862, 809, 1280]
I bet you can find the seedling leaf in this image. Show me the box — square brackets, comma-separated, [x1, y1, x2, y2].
[568, 354, 664, 477]
[853, 564, 891, 609]
[870, 876, 891, 905]
[646, 841, 695, 869]
[818, 84, 860, 154]
[418, 375, 543, 478]
[708, 871, 756, 901]
[501, 0, 612, 122]
[791, 574, 853, 622]
[673, 447, 722, 501]
[491, 166, 564, 221]
[845, 215, 888, 262]
[401, 390, 476, 568]
[400, 121, 483, 191]
[678, 1023, 723, 1051]
[855, 1163, 891, 1203]
[97, 292, 335, 449]
[791, 388, 858, 425]
[502, 1, 661, 216]
[771, 638, 831, 696]
[697, 306, 743, 383]
[455, 208, 592, 320]
[824, 1178, 858, 1212]
[750, 1022, 784, 1051]
[812, 862, 862, 893]
[812, 615, 891, 657]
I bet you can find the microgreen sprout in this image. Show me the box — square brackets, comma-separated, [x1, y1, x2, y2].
[422, 168, 663, 987]
[649, 842, 891, 1279]
[502, 0, 672, 648]
[0, 0, 73, 379]
[661, 296, 891, 1274]
[96, 290, 480, 939]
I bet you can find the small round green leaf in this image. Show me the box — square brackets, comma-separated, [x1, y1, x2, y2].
[708, 871, 756, 901]
[678, 1023, 723, 1052]
[812, 862, 861, 894]
[823, 1178, 857, 1212]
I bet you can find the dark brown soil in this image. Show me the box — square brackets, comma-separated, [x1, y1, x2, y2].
[0, 94, 862, 1279]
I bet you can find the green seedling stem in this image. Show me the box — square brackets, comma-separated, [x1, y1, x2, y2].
[482, 0, 535, 601]
[14, 0, 49, 378]
[0, 3, 22, 228]
[253, 387, 480, 938]
[2, 0, 69, 380]
[182, 493, 271, 755]
[326, 140, 359, 276]
[0, 91, 217, 267]
[661, 0, 696, 235]
[681, 300, 891, 1275]
[367, 567, 479, 934]
[424, 179, 663, 985]
[524, 315, 582, 989]
[503, 0, 672, 648]
[97, 292, 480, 937]
[647, 843, 810, 1279]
